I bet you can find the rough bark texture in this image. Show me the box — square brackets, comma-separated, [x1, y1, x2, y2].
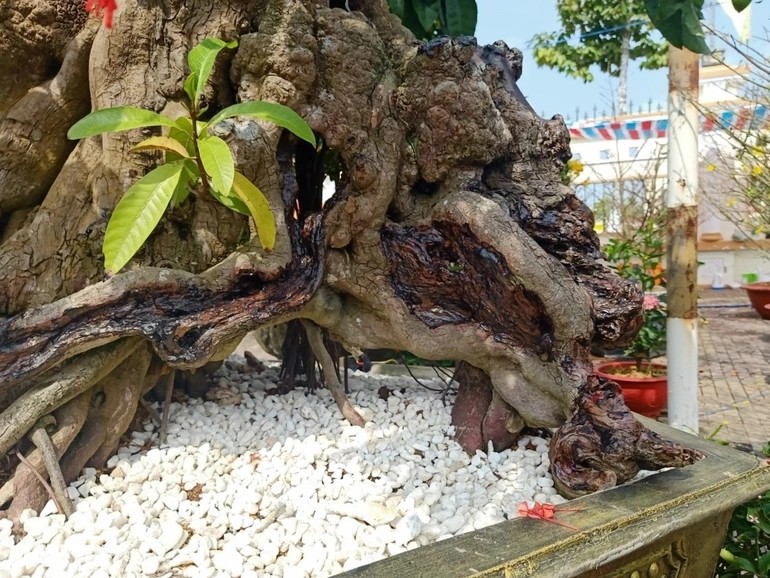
[0, 0, 699, 518]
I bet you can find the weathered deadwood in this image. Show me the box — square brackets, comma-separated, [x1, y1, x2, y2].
[549, 376, 702, 497]
[0, 0, 702, 507]
[0, 216, 324, 396]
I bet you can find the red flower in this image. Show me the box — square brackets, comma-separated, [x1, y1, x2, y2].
[642, 294, 661, 311]
[85, 0, 117, 28]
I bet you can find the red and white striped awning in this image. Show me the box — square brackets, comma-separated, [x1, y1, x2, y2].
[568, 105, 769, 141]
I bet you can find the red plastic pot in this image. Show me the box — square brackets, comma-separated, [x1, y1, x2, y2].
[741, 281, 770, 320]
[595, 361, 667, 418]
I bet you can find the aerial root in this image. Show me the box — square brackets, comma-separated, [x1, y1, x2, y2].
[301, 320, 366, 427]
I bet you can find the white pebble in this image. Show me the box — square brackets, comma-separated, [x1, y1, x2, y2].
[0, 365, 583, 578]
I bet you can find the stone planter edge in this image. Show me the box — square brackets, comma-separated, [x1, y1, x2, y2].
[336, 418, 770, 578]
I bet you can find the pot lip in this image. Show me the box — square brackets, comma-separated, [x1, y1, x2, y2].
[741, 281, 770, 291]
[595, 360, 667, 383]
[595, 360, 667, 370]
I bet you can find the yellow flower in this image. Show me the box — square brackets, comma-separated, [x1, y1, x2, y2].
[567, 159, 584, 175]
[706, 163, 717, 172]
[752, 165, 763, 176]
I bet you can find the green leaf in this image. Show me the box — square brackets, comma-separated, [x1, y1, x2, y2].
[231, 171, 276, 250]
[198, 135, 235, 196]
[209, 185, 251, 216]
[720, 549, 759, 574]
[187, 38, 237, 106]
[169, 117, 196, 153]
[388, 0, 405, 18]
[645, 0, 710, 54]
[207, 101, 316, 146]
[131, 136, 189, 157]
[103, 160, 191, 273]
[759, 549, 770, 576]
[184, 72, 198, 105]
[411, 0, 440, 32]
[67, 106, 176, 139]
[732, 0, 751, 12]
[441, 0, 477, 36]
[172, 162, 199, 206]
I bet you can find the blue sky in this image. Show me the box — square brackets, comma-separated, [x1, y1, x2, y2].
[475, 1, 770, 122]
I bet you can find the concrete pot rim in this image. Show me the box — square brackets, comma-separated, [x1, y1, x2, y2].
[338, 418, 770, 578]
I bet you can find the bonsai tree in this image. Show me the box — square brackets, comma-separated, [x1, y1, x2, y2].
[0, 0, 701, 521]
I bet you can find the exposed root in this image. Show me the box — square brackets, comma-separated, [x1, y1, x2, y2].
[84, 347, 152, 469]
[451, 363, 520, 454]
[301, 320, 366, 427]
[29, 417, 74, 517]
[0, 393, 90, 508]
[15, 451, 61, 515]
[0, 338, 142, 457]
[549, 375, 703, 498]
[158, 370, 175, 446]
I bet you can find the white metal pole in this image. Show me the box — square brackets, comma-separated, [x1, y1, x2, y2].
[666, 46, 700, 434]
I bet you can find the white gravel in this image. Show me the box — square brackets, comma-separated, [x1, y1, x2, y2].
[0, 359, 568, 578]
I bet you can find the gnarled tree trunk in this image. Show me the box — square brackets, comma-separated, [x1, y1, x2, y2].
[0, 0, 698, 520]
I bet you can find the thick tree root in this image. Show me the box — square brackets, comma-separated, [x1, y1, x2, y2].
[0, 346, 151, 522]
[85, 347, 152, 469]
[549, 375, 703, 498]
[451, 363, 520, 454]
[302, 320, 366, 427]
[0, 338, 142, 456]
[0, 216, 324, 394]
[0, 393, 90, 509]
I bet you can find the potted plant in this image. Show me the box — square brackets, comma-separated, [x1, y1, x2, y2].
[596, 293, 668, 417]
[596, 220, 668, 417]
[741, 281, 770, 320]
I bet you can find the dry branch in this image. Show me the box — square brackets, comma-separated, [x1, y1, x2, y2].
[29, 417, 74, 516]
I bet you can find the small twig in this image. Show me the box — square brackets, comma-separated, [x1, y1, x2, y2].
[301, 320, 366, 427]
[15, 449, 67, 517]
[28, 416, 74, 517]
[138, 397, 163, 427]
[158, 370, 176, 445]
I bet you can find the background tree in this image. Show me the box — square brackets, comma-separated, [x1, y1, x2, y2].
[530, 0, 668, 116]
[697, 29, 770, 245]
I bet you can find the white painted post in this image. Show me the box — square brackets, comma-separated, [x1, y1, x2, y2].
[666, 46, 700, 434]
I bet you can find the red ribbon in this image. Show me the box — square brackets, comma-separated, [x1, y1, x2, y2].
[86, 0, 117, 28]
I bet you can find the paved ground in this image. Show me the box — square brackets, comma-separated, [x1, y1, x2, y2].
[692, 288, 770, 454]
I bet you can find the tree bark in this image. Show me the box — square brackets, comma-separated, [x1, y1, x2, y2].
[0, 0, 699, 519]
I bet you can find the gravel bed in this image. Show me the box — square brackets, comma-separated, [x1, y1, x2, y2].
[0, 360, 567, 578]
